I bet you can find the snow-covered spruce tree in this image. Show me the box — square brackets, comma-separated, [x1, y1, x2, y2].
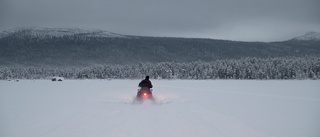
[0, 56, 319, 80]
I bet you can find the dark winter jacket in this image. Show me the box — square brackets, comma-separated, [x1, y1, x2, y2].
[138, 79, 153, 89]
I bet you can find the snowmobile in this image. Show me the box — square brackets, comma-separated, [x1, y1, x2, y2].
[135, 87, 154, 102]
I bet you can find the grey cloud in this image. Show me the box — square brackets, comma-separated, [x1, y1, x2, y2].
[1, 0, 320, 41]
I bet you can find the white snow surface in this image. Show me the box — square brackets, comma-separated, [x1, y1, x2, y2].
[1, 80, 319, 137]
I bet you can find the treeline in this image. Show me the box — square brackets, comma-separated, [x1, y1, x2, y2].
[1, 57, 319, 80]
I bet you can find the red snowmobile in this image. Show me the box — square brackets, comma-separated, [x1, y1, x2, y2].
[135, 87, 154, 102]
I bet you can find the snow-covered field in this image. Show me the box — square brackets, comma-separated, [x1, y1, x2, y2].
[1, 80, 319, 137]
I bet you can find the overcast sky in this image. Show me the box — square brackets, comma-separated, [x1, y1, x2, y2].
[1, 0, 319, 41]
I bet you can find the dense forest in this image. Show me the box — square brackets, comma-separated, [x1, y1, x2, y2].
[1, 56, 319, 80]
[1, 28, 320, 66]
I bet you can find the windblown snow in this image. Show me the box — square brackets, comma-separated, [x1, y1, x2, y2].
[1, 80, 319, 137]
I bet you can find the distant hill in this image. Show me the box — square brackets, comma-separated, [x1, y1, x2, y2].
[0, 28, 319, 67]
[291, 31, 320, 41]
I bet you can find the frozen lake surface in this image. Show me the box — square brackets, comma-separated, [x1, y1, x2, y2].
[1, 80, 319, 137]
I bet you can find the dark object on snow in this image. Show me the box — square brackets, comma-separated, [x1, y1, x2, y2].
[52, 77, 64, 81]
[138, 76, 153, 88]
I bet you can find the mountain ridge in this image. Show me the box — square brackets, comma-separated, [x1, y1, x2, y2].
[292, 31, 320, 41]
[0, 28, 319, 67]
[2, 27, 320, 42]
[0, 27, 127, 39]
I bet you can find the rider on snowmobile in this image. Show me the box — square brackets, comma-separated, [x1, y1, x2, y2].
[135, 76, 154, 101]
[138, 76, 153, 89]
